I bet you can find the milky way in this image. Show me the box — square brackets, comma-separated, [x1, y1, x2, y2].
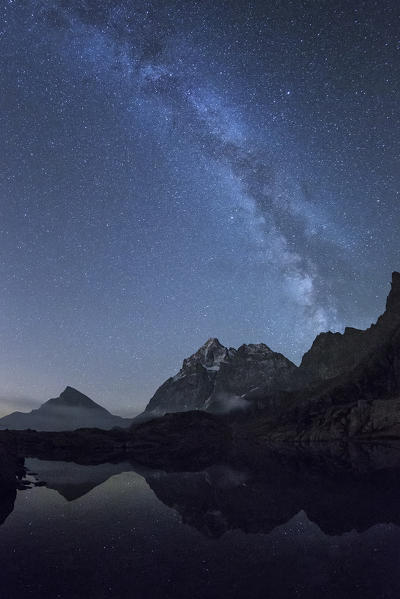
[1, 0, 399, 414]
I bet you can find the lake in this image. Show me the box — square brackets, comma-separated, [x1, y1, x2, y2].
[1, 446, 400, 599]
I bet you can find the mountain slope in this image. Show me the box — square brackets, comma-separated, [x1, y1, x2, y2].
[0, 387, 132, 431]
[298, 271, 400, 383]
[245, 272, 400, 440]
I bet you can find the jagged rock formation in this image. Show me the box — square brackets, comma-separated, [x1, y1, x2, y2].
[245, 272, 400, 440]
[0, 428, 130, 464]
[299, 271, 400, 382]
[144, 338, 297, 416]
[0, 386, 132, 431]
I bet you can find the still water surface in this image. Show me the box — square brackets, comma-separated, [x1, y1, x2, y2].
[1, 454, 400, 599]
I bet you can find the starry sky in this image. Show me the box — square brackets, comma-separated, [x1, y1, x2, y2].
[1, 0, 399, 416]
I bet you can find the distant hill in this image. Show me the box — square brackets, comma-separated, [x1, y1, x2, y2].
[0, 386, 132, 431]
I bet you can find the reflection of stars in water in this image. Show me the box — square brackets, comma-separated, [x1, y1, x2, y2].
[4, 468, 400, 598]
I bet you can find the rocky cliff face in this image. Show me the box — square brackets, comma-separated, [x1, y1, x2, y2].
[244, 273, 400, 440]
[299, 272, 400, 382]
[144, 338, 297, 416]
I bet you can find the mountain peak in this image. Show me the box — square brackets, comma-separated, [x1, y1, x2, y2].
[237, 343, 273, 355]
[62, 385, 83, 396]
[0, 386, 133, 431]
[43, 387, 109, 412]
[145, 335, 297, 415]
[182, 338, 231, 371]
[202, 337, 224, 349]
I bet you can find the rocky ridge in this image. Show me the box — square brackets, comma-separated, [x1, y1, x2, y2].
[143, 272, 400, 441]
[299, 271, 400, 382]
[244, 272, 400, 440]
[1, 274, 400, 442]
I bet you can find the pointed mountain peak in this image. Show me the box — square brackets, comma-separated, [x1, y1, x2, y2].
[42, 387, 110, 412]
[61, 386, 84, 397]
[202, 337, 224, 349]
[182, 338, 231, 371]
[59, 386, 94, 403]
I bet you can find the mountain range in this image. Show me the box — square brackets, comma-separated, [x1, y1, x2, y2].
[143, 272, 400, 419]
[140, 271, 400, 440]
[1, 271, 399, 438]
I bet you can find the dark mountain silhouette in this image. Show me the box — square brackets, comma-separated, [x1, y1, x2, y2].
[0, 386, 132, 431]
[298, 271, 400, 382]
[243, 271, 400, 440]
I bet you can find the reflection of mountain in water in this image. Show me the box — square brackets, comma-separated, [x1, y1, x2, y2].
[143, 442, 400, 537]
[26, 459, 133, 501]
[3, 442, 400, 537]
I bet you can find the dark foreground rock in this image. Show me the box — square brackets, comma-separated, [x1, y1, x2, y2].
[0, 428, 130, 464]
[130, 411, 231, 468]
[0, 439, 23, 526]
[0, 442, 19, 490]
[0, 411, 231, 470]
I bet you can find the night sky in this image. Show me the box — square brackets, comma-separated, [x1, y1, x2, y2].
[1, 0, 399, 416]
